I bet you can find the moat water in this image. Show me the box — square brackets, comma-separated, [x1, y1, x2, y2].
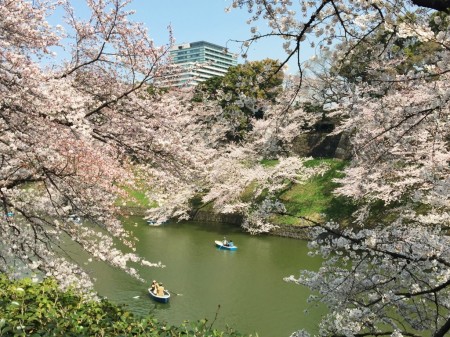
[79, 216, 325, 337]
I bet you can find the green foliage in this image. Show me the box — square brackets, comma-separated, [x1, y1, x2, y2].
[0, 275, 249, 337]
[116, 185, 155, 208]
[274, 159, 357, 226]
[429, 11, 450, 33]
[302, 102, 324, 115]
[391, 40, 442, 75]
[195, 59, 283, 102]
[220, 59, 284, 102]
[194, 59, 284, 141]
[147, 84, 169, 97]
[115, 171, 157, 209]
[259, 159, 279, 167]
[192, 76, 224, 102]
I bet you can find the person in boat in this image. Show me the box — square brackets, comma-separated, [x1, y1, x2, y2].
[150, 280, 157, 294]
[157, 282, 165, 296]
[223, 237, 229, 246]
[228, 240, 234, 247]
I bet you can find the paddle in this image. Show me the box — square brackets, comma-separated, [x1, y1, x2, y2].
[169, 289, 183, 296]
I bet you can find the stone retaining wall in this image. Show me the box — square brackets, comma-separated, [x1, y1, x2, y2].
[270, 224, 313, 240]
[190, 210, 243, 225]
[121, 207, 312, 240]
[193, 210, 314, 240]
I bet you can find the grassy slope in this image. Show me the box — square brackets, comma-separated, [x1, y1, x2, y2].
[116, 183, 155, 209]
[117, 159, 357, 226]
[273, 158, 357, 226]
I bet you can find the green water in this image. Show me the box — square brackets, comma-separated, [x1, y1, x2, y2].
[84, 217, 325, 337]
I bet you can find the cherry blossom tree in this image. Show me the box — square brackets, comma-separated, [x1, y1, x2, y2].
[0, 0, 318, 291]
[142, 84, 325, 233]
[229, 0, 450, 336]
[4, 1, 450, 336]
[0, 0, 204, 290]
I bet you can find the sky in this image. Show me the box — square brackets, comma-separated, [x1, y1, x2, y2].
[47, 0, 315, 74]
[124, 0, 314, 73]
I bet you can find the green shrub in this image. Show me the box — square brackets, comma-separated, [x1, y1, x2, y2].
[0, 275, 249, 337]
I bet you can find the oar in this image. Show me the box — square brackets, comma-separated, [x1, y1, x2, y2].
[170, 289, 183, 296]
[145, 280, 183, 296]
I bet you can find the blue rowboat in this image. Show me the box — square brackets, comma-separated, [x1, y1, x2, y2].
[68, 214, 82, 224]
[148, 288, 170, 303]
[215, 240, 238, 251]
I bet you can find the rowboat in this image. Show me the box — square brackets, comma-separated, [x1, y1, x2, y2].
[148, 288, 171, 303]
[146, 219, 166, 226]
[215, 240, 238, 251]
[68, 214, 82, 224]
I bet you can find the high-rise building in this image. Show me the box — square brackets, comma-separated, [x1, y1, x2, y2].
[159, 41, 238, 87]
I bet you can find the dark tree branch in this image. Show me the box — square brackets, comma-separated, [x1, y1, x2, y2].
[411, 0, 450, 13]
[434, 316, 450, 337]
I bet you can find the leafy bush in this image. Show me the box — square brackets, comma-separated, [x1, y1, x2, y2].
[0, 275, 249, 337]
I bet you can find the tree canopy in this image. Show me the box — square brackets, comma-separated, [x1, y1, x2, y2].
[2, 0, 450, 336]
[228, 0, 450, 336]
[194, 59, 284, 141]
